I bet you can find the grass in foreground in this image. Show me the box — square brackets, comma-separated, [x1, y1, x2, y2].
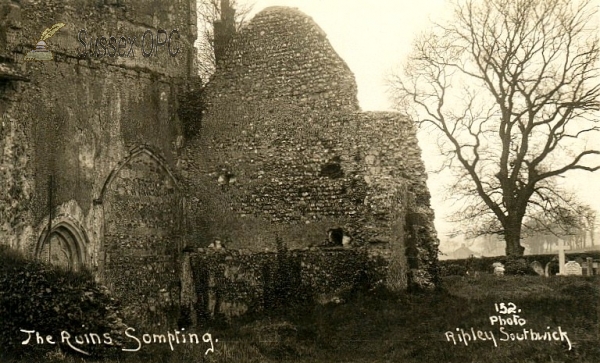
[7, 274, 600, 363]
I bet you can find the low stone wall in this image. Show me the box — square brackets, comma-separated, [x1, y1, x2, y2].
[180, 245, 390, 322]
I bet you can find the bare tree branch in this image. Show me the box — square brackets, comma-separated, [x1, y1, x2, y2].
[389, 0, 600, 256]
[196, 0, 255, 82]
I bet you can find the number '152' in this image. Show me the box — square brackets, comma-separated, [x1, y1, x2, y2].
[494, 302, 519, 314]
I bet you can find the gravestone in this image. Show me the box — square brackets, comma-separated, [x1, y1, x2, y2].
[492, 262, 505, 276]
[557, 238, 566, 275]
[564, 261, 582, 276]
[530, 261, 545, 276]
[586, 257, 594, 276]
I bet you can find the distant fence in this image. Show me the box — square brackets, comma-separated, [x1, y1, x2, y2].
[439, 252, 600, 277]
[180, 246, 389, 324]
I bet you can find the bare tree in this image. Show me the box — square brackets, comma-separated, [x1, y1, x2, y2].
[390, 0, 600, 256]
[196, 0, 254, 82]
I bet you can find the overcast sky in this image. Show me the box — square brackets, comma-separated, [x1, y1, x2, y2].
[213, 0, 600, 248]
[247, 0, 448, 111]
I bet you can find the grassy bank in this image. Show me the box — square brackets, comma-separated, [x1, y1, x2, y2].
[5, 274, 598, 363]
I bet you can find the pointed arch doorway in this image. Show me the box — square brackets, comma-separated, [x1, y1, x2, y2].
[36, 220, 88, 271]
[97, 146, 183, 325]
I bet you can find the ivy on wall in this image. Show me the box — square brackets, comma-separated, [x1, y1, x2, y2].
[177, 77, 205, 139]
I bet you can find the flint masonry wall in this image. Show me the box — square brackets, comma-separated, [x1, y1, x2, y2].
[182, 7, 439, 289]
[0, 0, 196, 322]
[208, 6, 359, 112]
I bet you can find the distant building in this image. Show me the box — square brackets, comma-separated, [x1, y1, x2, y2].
[451, 244, 480, 259]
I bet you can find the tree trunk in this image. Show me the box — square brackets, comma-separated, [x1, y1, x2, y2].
[504, 223, 525, 257]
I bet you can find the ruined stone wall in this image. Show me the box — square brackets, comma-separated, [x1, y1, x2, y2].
[204, 6, 359, 113]
[182, 6, 439, 289]
[0, 0, 197, 320]
[183, 101, 415, 242]
[182, 246, 390, 321]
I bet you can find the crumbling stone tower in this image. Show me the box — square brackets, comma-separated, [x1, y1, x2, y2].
[181, 6, 439, 289]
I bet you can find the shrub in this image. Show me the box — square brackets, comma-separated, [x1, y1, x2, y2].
[0, 246, 125, 360]
[504, 258, 535, 275]
[440, 263, 467, 277]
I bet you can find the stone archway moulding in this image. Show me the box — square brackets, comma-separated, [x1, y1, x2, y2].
[94, 144, 180, 205]
[35, 214, 90, 270]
